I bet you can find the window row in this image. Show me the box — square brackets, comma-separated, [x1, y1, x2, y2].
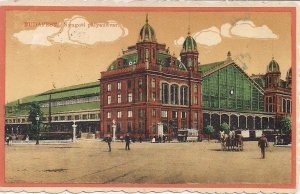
[107, 79, 150, 92]
[162, 83, 189, 105]
[40, 96, 99, 108]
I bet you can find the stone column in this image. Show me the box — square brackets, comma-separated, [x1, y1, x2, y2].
[72, 121, 77, 142]
[112, 119, 116, 142]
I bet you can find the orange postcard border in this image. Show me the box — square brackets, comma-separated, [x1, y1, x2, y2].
[0, 6, 296, 189]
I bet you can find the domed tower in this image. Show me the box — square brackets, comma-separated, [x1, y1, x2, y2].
[180, 30, 199, 72]
[265, 57, 281, 88]
[286, 67, 292, 88]
[136, 14, 157, 65]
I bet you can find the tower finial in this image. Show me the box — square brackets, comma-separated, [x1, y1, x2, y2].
[227, 51, 232, 60]
[188, 25, 191, 36]
[146, 13, 148, 24]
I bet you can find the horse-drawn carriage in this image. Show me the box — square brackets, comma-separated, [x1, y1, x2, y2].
[220, 130, 243, 151]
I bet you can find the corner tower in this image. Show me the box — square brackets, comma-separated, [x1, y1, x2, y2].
[136, 14, 157, 65]
[180, 30, 199, 71]
[265, 57, 281, 88]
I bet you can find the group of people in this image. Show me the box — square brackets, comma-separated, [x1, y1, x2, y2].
[151, 135, 167, 143]
[106, 133, 140, 152]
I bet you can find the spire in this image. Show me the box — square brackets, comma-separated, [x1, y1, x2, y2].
[146, 13, 148, 24]
[187, 25, 191, 36]
[227, 51, 232, 60]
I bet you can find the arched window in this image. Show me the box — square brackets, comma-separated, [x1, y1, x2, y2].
[162, 83, 169, 104]
[180, 86, 188, 105]
[287, 100, 291, 113]
[170, 84, 179, 105]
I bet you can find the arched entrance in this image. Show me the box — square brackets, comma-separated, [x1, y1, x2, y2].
[262, 117, 269, 129]
[239, 115, 246, 129]
[203, 113, 210, 129]
[230, 115, 238, 130]
[247, 116, 254, 129]
[255, 116, 261, 129]
[211, 114, 220, 131]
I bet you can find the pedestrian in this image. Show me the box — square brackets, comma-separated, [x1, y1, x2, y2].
[139, 136, 142, 143]
[25, 135, 29, 143]
[158, 135, 162, 143]
[107, 134, 112, 152]
[258, 133, 268, 159]
[125, 133, 130, 150]
[5, 136, 9, 145]
[8, 135, 12, 146]
[162, 135, 166, 143]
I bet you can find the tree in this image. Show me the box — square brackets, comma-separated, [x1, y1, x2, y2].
[280, 116, 291, 135]
[28, 103, 43, 144]
[220, 122, 230, 134]
[204, 125, 215, 141]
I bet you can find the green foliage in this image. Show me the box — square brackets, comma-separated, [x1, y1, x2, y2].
[204, 125, 215, 135]
[28, 102, 43, 125]
[280, 116, 291, 135]
[220, 122, 230, 134]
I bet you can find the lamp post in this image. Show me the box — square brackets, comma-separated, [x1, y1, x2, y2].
[35, 114, 40, 145]
[72, 120, 77, 142]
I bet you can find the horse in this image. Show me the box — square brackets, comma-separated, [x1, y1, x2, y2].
[227, 130, 235, 151]
[234, 134, 243, 151]
[220, 131, 228, 151]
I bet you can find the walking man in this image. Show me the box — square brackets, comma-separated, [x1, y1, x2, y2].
[107, 134, 112, 152]
[258, 133, 268, 159]
[125, 133, 130, 150]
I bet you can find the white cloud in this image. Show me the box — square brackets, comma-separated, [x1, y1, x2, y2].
[221, 23, 232, 38]
[13, 26, 60, 46]
[174, 36, 185, 46]
[230, 20, 278, 39]
[193, 26, 222, 47]
[13, 15, 129, 46]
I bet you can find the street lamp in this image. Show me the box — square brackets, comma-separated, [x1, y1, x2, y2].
[35, 114, 40, 145]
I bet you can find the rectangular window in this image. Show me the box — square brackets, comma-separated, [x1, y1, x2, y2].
[107, 83, 111, 92]
[194, 85, 198, 93]
[152, 92, 156, 101]
[128, 93, 133, 102]
[181, 112, 186, 119]
[194, 112, 198, 120]
[67, 115, 72, 120]
[138, 121, 143, 130]
[54, 116, 58, 121]
[117, 111, 122, 118]
[194, 96, 198, 105]
[172, 111, 177, 118]
[82, 115, 88, 120]
[151, 79, 156, 88]
[139, 92, 143, 101]
[138, 109, 143, 118]
[127, 80, 131, 88]
[75, 115, 79, 120]
[117, 82, 121, 90]
[128, 110, 133, 118]
[107, 95, 111, 104]
[127, 122, 132, 132]
[107, 124, 111, 133]
[90, 114, 96, 119]
[161, 111, 168, 118]
[117, 94, 121, 103]
[60, 116, 65, 120]
[138, 79, 143, 88]
[152, 109, 156, 117]
[152, 123, 156, 134]
[107, 112, 111, 119]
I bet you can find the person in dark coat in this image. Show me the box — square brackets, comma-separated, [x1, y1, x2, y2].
[107, 134, 112, 152]
[258, 134, 268, 159]
[139, 136, 142, 143]
[125, 133, 130, 150]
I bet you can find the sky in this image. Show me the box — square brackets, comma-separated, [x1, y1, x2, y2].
[6, 10, 292, 103]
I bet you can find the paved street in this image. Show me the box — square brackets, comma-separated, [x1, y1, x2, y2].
[5, 140, 291, 184]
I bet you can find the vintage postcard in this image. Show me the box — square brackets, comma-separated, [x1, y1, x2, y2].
[0, 1, 298, 193]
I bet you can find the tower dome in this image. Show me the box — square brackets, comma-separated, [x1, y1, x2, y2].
[267, 57, 280, 73]
[181, 32, 198, 53]
[139, 14, 156, 42]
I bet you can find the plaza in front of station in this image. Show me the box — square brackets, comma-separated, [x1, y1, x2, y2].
[5, 140, 291, 184]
